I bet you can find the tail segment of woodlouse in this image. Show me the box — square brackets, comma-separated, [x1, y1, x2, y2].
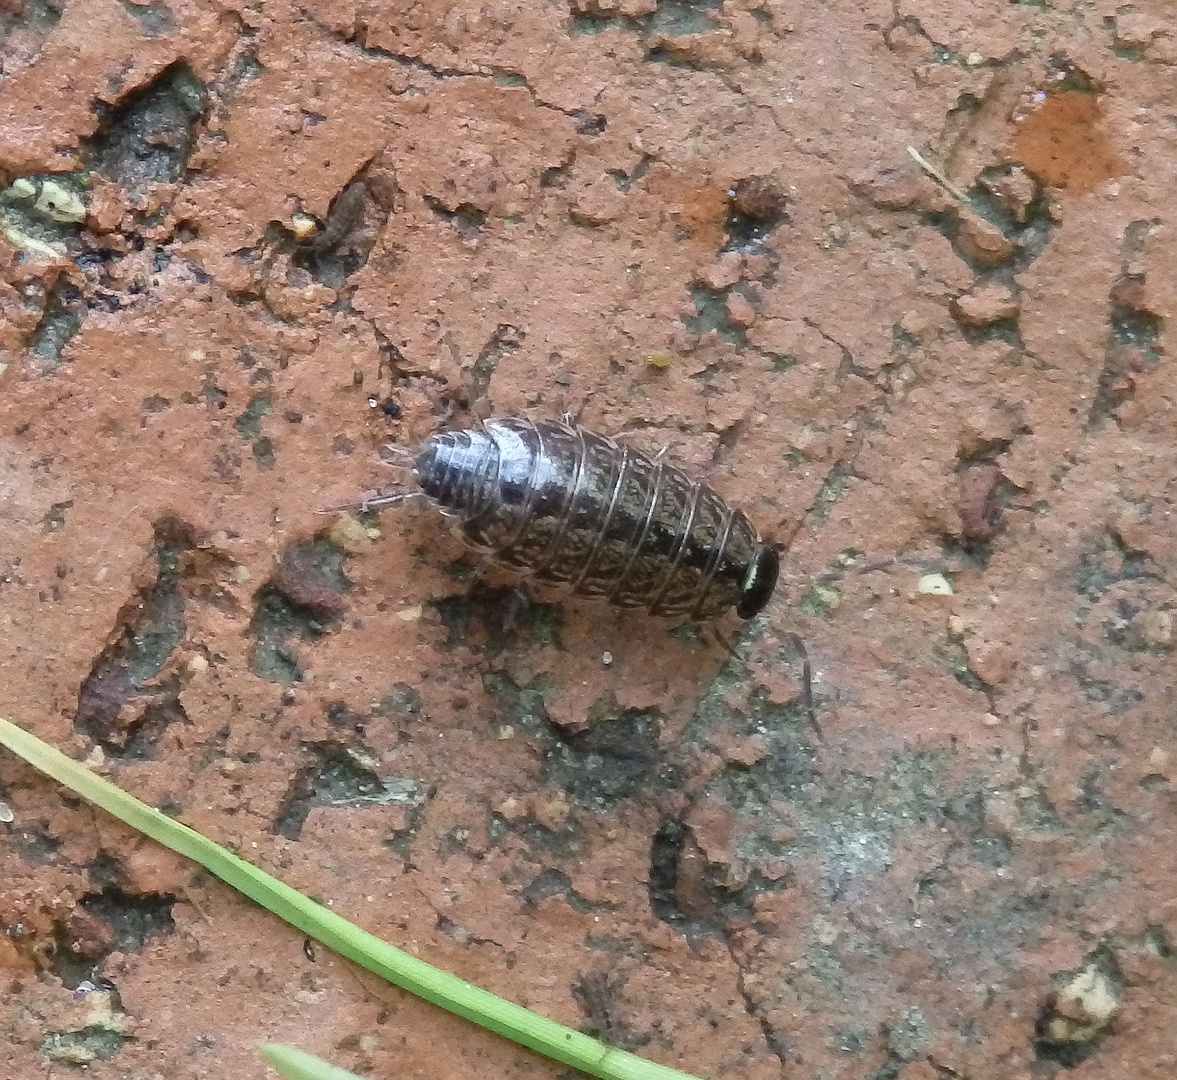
[411, 418, 779, 622]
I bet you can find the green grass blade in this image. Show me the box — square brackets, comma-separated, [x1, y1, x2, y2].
[260, 1044, 366, 1080]
[0, 716, 704, 1080]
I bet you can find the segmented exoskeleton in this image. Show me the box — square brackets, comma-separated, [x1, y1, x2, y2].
[330, 417, 780, 621]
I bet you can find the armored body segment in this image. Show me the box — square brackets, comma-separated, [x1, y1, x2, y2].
[571, 436, 658, 600]
[609, 452, 695, 612]
[648, 483, 731, 618]
[410, 417, 778, 621]
[550, 426, 626, 586]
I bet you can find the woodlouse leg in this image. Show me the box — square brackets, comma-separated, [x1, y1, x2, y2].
[464, 553, 498, 585]
[474, 571, 534, 634]
[377, 444, 414, 466]
[703, 624, 740, 659]
[501, 586, 531, 634]
[557, 388, 593, 427]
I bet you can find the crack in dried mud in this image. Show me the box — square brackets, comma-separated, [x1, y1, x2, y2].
[726, 937, 790, 1070]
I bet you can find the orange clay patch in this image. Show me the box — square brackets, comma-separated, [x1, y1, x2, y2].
[1011, 90, 1123, 191]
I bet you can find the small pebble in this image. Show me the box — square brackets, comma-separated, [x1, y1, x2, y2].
[951, 283, 1020, 328]
[185, 653, 209, 676]
[290, 212, 319, 241]
[601, 651, 614, 666]
[329, 514, 375, 552]
[35, 179, 86, 223]
[981, 165, 1039, 224]
[0, 801, 13, 823]
[813, 914, 839, 946]
[699, 252, 743, 290]
[495, 794, 525, 819]
[1049, 965, 1120, 1041]
[955, 208, 1018, 266]
[724, 290, 757, 329]
[898, 309, 930, 339]
[810, 583, 841, 611]
[1126, 609, 1173, 650]
[918, 573, 954, 595]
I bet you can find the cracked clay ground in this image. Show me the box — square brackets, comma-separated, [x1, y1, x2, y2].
[0, 1, 1175, 1078]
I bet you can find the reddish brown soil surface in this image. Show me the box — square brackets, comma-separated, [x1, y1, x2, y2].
[1, 1, 1175, 1078]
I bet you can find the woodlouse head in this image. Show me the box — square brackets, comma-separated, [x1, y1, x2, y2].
[736, 544, 780, 619]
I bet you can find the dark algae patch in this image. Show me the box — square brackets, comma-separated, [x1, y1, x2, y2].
[248, 537, 349, 683]
[74, 519, 192, 755]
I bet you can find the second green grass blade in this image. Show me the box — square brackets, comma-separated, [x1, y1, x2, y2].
[260, 1043, 367, 1080]
[0, 715, 703, 1080]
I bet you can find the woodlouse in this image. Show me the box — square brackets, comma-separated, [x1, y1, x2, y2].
[330, 417, 780, 621]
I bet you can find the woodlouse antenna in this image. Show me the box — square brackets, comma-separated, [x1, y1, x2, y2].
[317, 490, 426, 514]
[812, 555, 901, 583]
[708, 622, 818, 735]
[785, 631, 819, 737]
